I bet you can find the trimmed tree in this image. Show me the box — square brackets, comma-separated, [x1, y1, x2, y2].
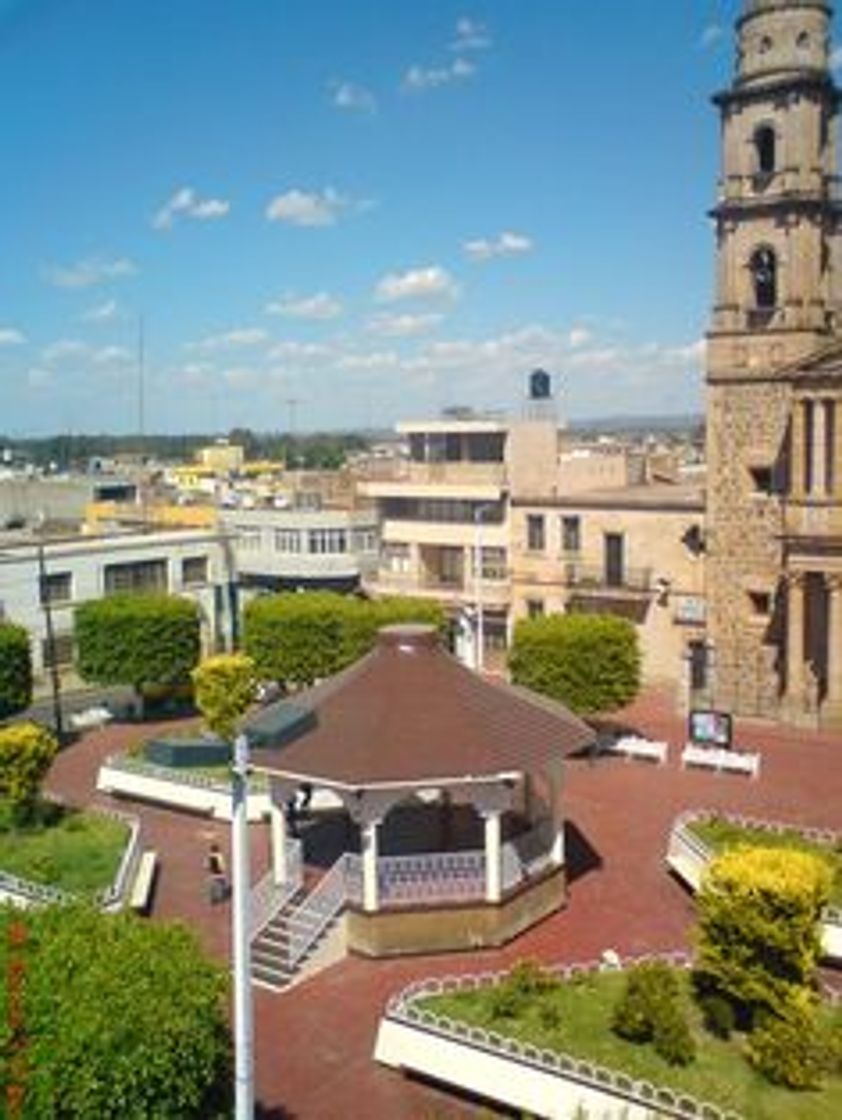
[694, 846, 831, 1023]
[243, 592, 445, 687]
[0, 904, 231, 1117]
[0, 722, 58, 823]
[508, 612, 641, 714]
[192, 653, 257, 740]
[75, 594, 200, 710]
[0, 623, 32, 721]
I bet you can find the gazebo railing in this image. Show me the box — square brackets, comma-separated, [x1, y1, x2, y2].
[377, 850, 487, 906]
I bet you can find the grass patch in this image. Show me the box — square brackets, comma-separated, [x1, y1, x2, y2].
[687, 817, 842, 906]
[419, 968, 842, 1120]
[0, 801, 130, 896]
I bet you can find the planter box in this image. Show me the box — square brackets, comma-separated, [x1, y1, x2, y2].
[145, 737, 230, 768]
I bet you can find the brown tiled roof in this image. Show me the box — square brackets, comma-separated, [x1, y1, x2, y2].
[248, 625, 594, 785]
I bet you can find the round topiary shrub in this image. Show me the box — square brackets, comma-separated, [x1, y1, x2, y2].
[748, 1002, 829, 1090]
[653, 1002, 696, 1066]
[612, 961, 679, 1043]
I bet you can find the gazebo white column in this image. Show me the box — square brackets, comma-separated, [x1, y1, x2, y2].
[547, 760, 565, 868]
[362, 817, 382, 912]
[483, 810, 502, 903]
[269, 804, 287, 885]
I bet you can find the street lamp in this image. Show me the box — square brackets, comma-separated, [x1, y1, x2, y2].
[473, 504, 496, 674]
[231, 732, 255, 1118]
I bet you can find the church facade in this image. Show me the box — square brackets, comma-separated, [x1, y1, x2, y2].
[705, 0, 842, 729]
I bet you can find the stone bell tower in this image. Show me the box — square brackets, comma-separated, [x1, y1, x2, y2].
[705, 0, 842, 726]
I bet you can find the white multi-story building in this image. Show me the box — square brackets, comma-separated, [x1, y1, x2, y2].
[0, 527, 236, 685]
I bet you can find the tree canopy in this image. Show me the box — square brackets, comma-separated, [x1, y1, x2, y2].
[0, 904, 231, 1118]
[192, 653, 257, 740]
[0, 722, 57, 823]
[243, 592, 446, 686]
[0, 624, 32, 722]
[74, 594, 200, 696]
[508, 612, 641, 714]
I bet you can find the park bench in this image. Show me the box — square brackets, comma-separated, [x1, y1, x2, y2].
[680, 744, 760, 779]
[607, 735, 668, 765]
[69, 706, 113, 732]
[129, 850, 158, 914]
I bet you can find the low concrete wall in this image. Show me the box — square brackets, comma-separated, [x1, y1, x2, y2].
[347, 866, 565, 957]
[97, 763, 271, 822]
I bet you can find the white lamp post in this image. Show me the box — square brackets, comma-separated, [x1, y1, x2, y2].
[232, 732, 255, 1118]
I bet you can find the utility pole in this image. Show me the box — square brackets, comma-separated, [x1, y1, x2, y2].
[231, 732, 255, 1118]
[36, 543, 64, 740]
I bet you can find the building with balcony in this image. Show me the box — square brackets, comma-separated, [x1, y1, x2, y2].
[0, 527, 235, 687]
[511, 482, 707, 690]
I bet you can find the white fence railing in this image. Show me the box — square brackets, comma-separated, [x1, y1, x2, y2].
[380, 952, 748, 1120]
[0, 806, 141, 912]
[287, 853, 355, 968]
[250, 837, 304, 939]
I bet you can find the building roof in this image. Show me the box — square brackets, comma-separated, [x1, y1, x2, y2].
[512, 479, 705, 512]
[247, 625, 594, 786]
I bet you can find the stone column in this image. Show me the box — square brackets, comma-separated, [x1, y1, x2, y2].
[269, 804, 288, 886]
[813, 397, 828, 495]
[785, 572, 806, 716]
[790, 398, 806, 499]
[483, 810, 502, 904]
[823, 574, 842, 729]
[362, 818, 381, 912]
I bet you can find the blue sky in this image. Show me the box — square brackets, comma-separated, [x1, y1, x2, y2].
[0, 1, 779, 435]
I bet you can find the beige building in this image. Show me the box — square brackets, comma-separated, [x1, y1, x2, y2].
[705, 0, 842, 729]
[510, 483, 706, 690]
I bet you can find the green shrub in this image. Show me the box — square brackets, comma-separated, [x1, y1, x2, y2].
[0, 622, 32, 720]
[694, 847, 831, 1022]
[748, 1001, 829, 1090]
[508, 612, 641, 714]
[653, 1001, 696, 1066]
[699, 993, 736, 1039]
[507, 959, 558, 997]
[75, 594, 200, 699]
[488, 983, 522, 1021]
[612, 961, 680, 1044]
[0, 722, 58, 823]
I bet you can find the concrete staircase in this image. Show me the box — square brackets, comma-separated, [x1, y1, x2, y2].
[251, 877, 346, 992]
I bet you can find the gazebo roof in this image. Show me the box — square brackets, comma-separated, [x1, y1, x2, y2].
[246, 624, 595, 787]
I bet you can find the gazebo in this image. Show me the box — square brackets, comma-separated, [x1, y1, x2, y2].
[246, 624, 594, 956]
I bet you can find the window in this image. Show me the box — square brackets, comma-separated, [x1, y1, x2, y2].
[478, 547, 507, 581]
[754, 126, 776, 175]
[308, 528, 347, 554]
[352, 528, 377, 553]
[796, 31, 810, 50]
[384, 543, 410, 573]
[526, 598, 545, 619]
[804, 399, 815, 494]
[750, 247, 777, 309]
[104, 559, 167, 595]
[274, 529, 301, 553]
[561, 516, 581, 553]
[41, 571, 72, 604]
[526, 514, 545, 552]
[237, 528, 261, 551]
[749, 465, 774, 494]
[181, 556, 208, 586]
[748, 590, 771, 617]
[688, 641, 708, 692]
[41, 633, 74, 669]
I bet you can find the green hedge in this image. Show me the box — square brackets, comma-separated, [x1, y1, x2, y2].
[0, 622, 32, 720]
[243, 592, 445, 686]
[75, 594, 201, 691]
[508, 612, 641, 714]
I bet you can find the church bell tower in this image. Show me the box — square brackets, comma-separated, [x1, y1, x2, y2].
[705, 0, 842, 726]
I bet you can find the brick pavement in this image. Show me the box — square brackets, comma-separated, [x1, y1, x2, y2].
[44, 690, 842, 1119]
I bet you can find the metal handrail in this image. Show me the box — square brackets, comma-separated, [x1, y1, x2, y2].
[249, 837, 304, 939]
[287, 853, 353, 967]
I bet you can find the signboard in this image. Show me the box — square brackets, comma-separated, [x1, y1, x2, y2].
[688, 709, 732, 749]
[674, 596, 706, 625]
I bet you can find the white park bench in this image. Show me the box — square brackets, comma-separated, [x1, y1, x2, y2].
[608, 735, 669, 765]
[69, 706, 113, 732]
[680, 744, 760, 779]
[129, 850, 158, 913]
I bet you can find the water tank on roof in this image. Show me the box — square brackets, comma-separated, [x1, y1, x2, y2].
[529, 369, 552, 400]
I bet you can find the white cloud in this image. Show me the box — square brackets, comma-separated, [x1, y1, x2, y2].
[367, 312, 444, 337]
[265, 187, 349, 226]
[265, 292, 343, 320]
[0, 327, 25, 346]
[81, 299, 119, 323]
[152, 186, 230, 230]
[45, 255, 137, 289]
[330, 80, 377, 114]
[463, 230, 533, 261]
[337, 350, 400, 372]
[92, 345, 131, 366]
[268, 340, 334, 363]
[374, 265, 458, 302]
[41, 338, 89, 363]
[700, 24, 724, 49]
[26, 367, 52, 388]
[450, 17, 491, 52]
[568, 327, 592, 348]
[39, 338, 133, 371]
[189, 328, 270, 353]
[403, 57, 475, 92]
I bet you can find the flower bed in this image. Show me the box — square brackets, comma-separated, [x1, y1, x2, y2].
[376, 957, 842, 1120]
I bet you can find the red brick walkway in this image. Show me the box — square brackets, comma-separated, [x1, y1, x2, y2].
[45, 691, 842, 1118]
